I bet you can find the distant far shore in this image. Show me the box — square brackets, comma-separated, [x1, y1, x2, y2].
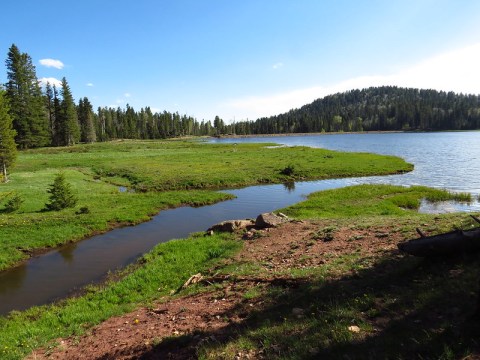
[213, 130, 406, 139]
[212, 129, 480, 139]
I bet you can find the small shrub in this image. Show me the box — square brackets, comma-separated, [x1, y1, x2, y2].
[4, 193, 23, 213]
[75, 206, 90, 215]
[280, 164, 295, 176]
[44, 173, 78, 211]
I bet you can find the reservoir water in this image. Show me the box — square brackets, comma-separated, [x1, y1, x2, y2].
[1, 131, 479, 315]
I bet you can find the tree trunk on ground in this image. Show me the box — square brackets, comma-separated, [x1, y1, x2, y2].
[397, 228, 480, 257]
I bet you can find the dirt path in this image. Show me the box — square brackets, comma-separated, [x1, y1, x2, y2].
[28, 220, 404, 360]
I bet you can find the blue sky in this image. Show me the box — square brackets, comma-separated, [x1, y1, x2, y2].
[2, 0, 480, 122]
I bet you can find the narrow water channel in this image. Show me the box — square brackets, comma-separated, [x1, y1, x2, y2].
[0, 178, 359, 315]
[2, 131, 480, 316]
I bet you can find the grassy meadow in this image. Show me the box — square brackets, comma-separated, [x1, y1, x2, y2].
[0, 139, 412, 271]
[0, 183, 478, 359]
[7, 139, 478, 359]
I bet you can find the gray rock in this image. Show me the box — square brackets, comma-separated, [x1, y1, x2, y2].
[255, 212, 287, 229]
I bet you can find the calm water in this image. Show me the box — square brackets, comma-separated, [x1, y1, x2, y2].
[1, 131, 479, 315]
[211, 131, 480, 196]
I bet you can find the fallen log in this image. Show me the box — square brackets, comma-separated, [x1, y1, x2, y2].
[398, 228, 480, 257]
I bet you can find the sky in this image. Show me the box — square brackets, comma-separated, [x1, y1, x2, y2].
[2, 0, 480, 123]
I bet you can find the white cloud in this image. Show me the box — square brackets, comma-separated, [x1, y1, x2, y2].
[39, 58, 64, 69]
[38, 77, 62, 88]
[221, 42, 480, 120]
[86, 82, 94, 87]
[124, 92, 131, 98]
[272, 62, 284, 70]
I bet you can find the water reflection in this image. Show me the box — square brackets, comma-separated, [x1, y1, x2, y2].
[58, 242, 78, 263]
[0, 264, 27, 294]
[283, 181, 296, 192]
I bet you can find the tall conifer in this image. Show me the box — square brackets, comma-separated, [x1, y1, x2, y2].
[58, 77, 80, 146]
[4, 44, 50, 148]
[0, 89, 17, 182]
[78, 97, 96, 143]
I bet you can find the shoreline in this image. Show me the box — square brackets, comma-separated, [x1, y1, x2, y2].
[212, 129, 480, 139]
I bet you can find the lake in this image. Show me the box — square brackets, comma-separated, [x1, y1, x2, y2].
[211, 131, 480, 196]
[1, 131, 479, 315]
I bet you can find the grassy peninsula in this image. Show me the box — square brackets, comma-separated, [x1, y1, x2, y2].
[0, 139, 412, 271]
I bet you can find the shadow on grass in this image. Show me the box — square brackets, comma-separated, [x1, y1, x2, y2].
[138, 252, 480, 359]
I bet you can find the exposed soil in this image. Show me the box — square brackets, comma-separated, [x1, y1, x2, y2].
[28, 220, 407, 360]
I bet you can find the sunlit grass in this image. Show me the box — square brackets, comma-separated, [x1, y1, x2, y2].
[281, 184, 471, 219]
[0, 140, 412, 270]
[0, 232, 241, 360]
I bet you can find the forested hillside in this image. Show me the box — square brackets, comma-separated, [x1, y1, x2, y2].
[2, 44, 480, 151]
[234, 86, 480, 134]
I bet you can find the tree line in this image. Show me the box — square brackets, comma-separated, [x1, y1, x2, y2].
[1, 44, 230, 154]
[232, 86, 480, 134]
[2, 44, 480, 180]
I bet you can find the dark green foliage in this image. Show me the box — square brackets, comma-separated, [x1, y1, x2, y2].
[280, 164, 295, 176]
[56, 77, 80, 146]
[44, 173, 78, 211]
[75, 206, 90, 214]
[4, 44, 50, 148]
[233, 86, 480, 134]
[4, 193, 23, 213]
[78, 97, 96, 143]
[0, 89, 17, 182]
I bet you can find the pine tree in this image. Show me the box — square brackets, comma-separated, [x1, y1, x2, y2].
[44, 82, 55, 140]
[4, 44, 50, 148]
[57, 77, 80, 146]
[44, 173, 77, 211]
[78, 97, 96, 143]
[0, 89, 17, 182]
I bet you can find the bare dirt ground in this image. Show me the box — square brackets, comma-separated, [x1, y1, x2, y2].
[28, 220, 405, 360]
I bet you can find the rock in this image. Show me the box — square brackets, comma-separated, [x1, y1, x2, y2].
[348, 325, 361, 333]
[207, 219, 255, 233]
[255, 212, 287, 229]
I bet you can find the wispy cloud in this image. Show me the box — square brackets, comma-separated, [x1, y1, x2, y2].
[38, 77, 62, 87]
[39, 58, 64, 69]
[86, 82, 94, 87]
[272, 62, 284, 70]
[124, 92, 131, 98]
[222, 42, 480, 120]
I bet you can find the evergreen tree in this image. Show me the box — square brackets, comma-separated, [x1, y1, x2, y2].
[44, 82, 55, 140]
[78, 97, 96, 143]
[51, 85, 62, 146]
[0, 89, 17, 182]
[4, 44, 50, 148]
[58, 77, 80, 146]
[44, 172, 77, 211]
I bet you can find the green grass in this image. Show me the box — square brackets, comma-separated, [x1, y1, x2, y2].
[0, 168, 231, 271]
[16, 139, 413, 191]
[0, 232, 241, 360]
[282, 184, 472, 219]
[0, 140, 412, 270]
[191, 185, 480, 359]
[1, 182, 479, 359]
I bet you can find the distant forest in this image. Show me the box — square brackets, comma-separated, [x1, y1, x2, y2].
[240, 86, 480, 135]
[3, 44, 480, 150]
